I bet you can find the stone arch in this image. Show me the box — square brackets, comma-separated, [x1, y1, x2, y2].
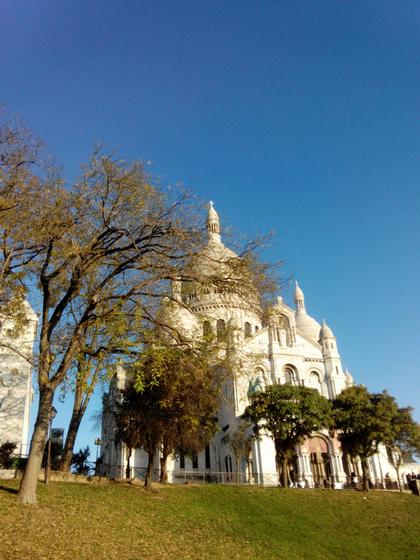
[248, 366, 266, 397]
[276, 314, 292, 346]
[307, 369, 324, 395]
[203, 320, 212, 339]
[254, 366, 268, 386]
[283, 364, 298, 385]
[216, 319, 226, 340]
[307, 434, 333, 487]
[244, 321, 252, 338]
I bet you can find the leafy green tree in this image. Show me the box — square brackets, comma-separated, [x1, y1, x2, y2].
[245, 384, 332, 487]
[0, 441, 17, 468]
[331, 385, 415, 492]
[115, 379, 165, 486]
[386, 406, 420, 492]
[149, 346, 219, 484]
[71, 446, 91, 475]
[115, 339, 220, 488]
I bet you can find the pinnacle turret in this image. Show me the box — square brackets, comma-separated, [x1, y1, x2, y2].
[294, 281, 305, 311]
[206, 201, 221, 243]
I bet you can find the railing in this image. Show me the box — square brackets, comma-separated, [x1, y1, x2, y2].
[46, 460, 420, 491]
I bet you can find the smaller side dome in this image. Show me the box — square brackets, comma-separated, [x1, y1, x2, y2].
[319, 320, 334, 339]
[344, 368, 354, 387]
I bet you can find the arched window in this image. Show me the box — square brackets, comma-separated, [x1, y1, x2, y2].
[244, 322, 252, 338]
[284, 366, 296, 385]
[277, 315, 291, 346]
[216, 319, 226, 341]
[203, 321, 212, 339]
[248, 376, 262, 396]
[278, 315, 290, 329]
[310, 371, 322, 394]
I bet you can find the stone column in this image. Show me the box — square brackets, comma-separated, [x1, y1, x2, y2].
[331, 452, 347, 488]
[299, 451, 313, 488]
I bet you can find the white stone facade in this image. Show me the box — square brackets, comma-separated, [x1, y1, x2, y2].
[100, 204, 400, 487]
[0, 303, 37, 457]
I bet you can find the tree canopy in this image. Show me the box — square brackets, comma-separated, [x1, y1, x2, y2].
[0, 110, 275, 503]
[332, 385, 419, 491]
[245, 384, 332, 487]
[115, 340, 220, 487]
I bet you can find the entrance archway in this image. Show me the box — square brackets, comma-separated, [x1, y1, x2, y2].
[308, 436, 332, 487]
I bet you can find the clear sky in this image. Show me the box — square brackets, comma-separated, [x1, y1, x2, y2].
[1, 1, 419, 454]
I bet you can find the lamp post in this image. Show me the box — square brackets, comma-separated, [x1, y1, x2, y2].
[94, 438, 102, 475]
[94, 438, 102, 462]
[45, 406, 57, 484]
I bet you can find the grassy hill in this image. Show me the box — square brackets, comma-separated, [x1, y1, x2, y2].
[1, 480, 419, 560]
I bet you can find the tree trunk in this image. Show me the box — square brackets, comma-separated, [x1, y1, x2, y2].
[144, 450, 154, 489]
[59, 412, 82, 472]
[159, 452, 169, 484]
[395, 465, 402, 493]
[126, 447, 132, 479]
[360, 457, 369, 492]
[281, 456, 289, 488]
[275, 446, 281, 486]
[235, 457, 240, 484]
[275, 447, 288, 488]
[59, 359, 99, 472]
[17, 387, 54, 504]
[59, 381, 90, 472]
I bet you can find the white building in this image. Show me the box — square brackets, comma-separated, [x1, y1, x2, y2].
[0, 302, 37, 457]
[101, 203, 397, 487]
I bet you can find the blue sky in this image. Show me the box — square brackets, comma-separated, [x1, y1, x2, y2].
[1, 1, 419, 453]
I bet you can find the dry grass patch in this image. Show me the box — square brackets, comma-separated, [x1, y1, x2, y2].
[1, 481, 419, 560]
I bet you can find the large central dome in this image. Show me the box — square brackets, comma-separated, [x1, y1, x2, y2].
[182, 203, 261, 316]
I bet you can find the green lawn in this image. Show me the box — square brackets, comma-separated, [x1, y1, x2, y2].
[1, 480, 419, 560]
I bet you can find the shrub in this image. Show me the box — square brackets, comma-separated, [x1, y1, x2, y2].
[0, 441, 17, 468]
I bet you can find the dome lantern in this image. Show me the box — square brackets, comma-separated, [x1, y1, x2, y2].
[206, 201, 221, 243]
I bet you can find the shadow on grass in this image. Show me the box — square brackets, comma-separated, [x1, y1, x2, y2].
[0, 484, 18, 495]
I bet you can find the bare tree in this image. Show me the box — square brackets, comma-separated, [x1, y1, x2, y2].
[229, 417, 254, 483]
[15, 151, 206, 504]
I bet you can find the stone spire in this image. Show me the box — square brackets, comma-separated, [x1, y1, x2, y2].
[206, 201, 221, 243]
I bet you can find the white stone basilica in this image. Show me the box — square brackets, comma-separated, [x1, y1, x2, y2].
[100, 204, 396, 487]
